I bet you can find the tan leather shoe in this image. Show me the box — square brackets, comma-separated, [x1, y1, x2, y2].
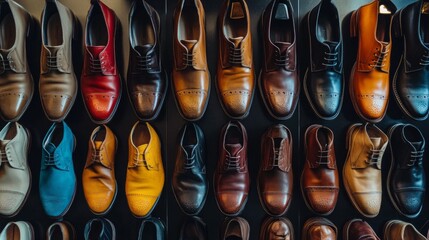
[126, 121, 164, 218]
[349, 0, 396, 122]
[172, 0, 210, 121]
[384, 220, 426, 240]
[302, 217, 337, 240]
[39, 0, 78, 121]
[216, 0, 255, 119]
[82, 125, 117, 215]
[343, 123, 388, 218]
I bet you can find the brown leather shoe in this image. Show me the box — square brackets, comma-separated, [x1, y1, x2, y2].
[217, 0, 255, 119]
[258, 124, 293, 216]
[301, 125, 339, 215]
[0, 0, 34, 122]
[349, 0, 396, 122]
[384, 220, 426, 240]
[260, 0, 299, 120]
[46, 221, 75, 240]
[343, 219, 379, 240]
[259, 217, 294, 240]
[343, 123, 388, 218]
[302, 217, 337, 240]
[172, 0, 210, 121]
[221, 217, 250, 240]
[214, 121, 249, 216]
[40, 0, 78, 122]
[82, 125, 117, 215]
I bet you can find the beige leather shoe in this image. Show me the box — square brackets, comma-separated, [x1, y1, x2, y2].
[384, 220, 426, 240]
[0, 221, 34, 240]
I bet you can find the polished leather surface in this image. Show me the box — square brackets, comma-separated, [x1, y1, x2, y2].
[217, 0, 255, 119]
[392, 1, 429, 120]
[349, 0, 396, 122]
[0, 122, 30, 217]
[214, 121, 249, 216]
[82, 125, 117, 215]
[343, 123, 388, 218]
[126, 121, 164, 218]
[172, 123, 207, 215]
[221, 217, 249, 240]
[127, 0, 166, 121]
[302, 217, 337, 240]
[0, 221, 33, 240]
[180, 216, 207, 240]
[39, 121, 76, 218]
[137, 217, 165, 240]
[302, 125, 339, 215]
[260, 0, 298, 120]
[81, 0, 121, 124]
[258, 124, 293, 216]
[304, 0, 343, 120]
[172, 0, 210, 121]
[388, 124, 425, 217]
[343, 219, 379, 240]
[84, 218, 116, 240]
[46, 221, 75, 240]
[39, 0, 77, 121]
[384, 220, 426, 240]
[259, 217, 294, 240]
[0, 0, 34, 122]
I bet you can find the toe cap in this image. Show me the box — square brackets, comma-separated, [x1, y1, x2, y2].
[41, 94, 73, 121]
[217, 192, 247, 215]
[305, 188, 338, 214]
[176, 89, 207, 120]
[127, 195, 158, 218]
[221, 90, 252, 118]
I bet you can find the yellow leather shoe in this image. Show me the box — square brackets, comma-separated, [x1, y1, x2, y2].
[82, 125, 117, 215]
[126, 121, 164, 218]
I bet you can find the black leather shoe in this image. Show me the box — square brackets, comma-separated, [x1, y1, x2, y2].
[172, 123, 208, 215]
[84, 218, 116, 240]
[303, 0, 343, 120]
[388, 123, 426, 218]
[392, 1, 429, 120]
[179, 217, 208, 240]
[138, 218, 165, 240]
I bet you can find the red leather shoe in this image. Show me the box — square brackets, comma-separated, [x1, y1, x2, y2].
[81, 0, 121, 124]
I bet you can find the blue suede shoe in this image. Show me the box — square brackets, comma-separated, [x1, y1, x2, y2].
[39, 121, 76, 219]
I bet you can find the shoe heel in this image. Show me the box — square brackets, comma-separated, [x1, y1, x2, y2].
[350, 10, 358, 38]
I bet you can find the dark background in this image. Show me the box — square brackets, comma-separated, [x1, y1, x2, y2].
[1, 0, 428, 239]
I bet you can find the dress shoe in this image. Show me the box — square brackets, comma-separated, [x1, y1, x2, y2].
[126, 121, 164, 218]
[214, 121, 249, 216]
[180, 217, 207, 240]
[172, 0, 210, 121]
[387, 124, 425, 217]
[304, 0, 343, 120]
[0, 221, 34, 240]
[260, 0, 299, 120]
[81, 0, 121, 124]
[259, 217, 294, 240]
[0, 0, 34, 121]
[221, 217, 250, 240]
[46, 221, 75, 240]
[258, 124, 293, 216]
[343, 219, 379, 240]
[301, 125, 339, 215]
[84, 218, 116, 240]
[217, 0, 255, 119]
[349, 0, 396, 122]
[137, 217, 165, 240]
[40, 0, 78, 121]
[302, 217, 337, 240]
[83, 125, 117, 215]
[0, 122, 31, 217]
[172, 123, 208, 215]
[128, 0, 166, 121]
[384, 220, 426, 240]
[343, 123, 388, 218]
[40, 121, 76, 219]
[392, 1, 429, 120]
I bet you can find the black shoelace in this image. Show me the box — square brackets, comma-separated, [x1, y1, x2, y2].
[0, 58, 12, 72]
[46, 55, 59, 71]
[228, 46, 244, 65]
[272, 148, 280, 167]
[89, 58, 102, 73]
[136, 54, 152, 71]
[274, 50, 290, 67]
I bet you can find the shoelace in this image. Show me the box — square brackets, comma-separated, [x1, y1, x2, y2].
[183, 52, 195, 68]
[272, 148, 280, 167]
[420, 51, 429, 66]
[184, 154, 195, 170]
[408, 150, 424, 167]
[228, 46, 244, 65]
[0, 58, 12, 72]
[274, 50, 289, 67]
[89, 58, 102, 73]
[46, 55, 59, 71]
[136, 54, 152, 71]
[369, 47, 389, 68]
[45, 153, 57, 166]
[224, 155, 242, 171]
[316, 149, 331, 165]
[366, 149, 383, 166]
[322, 51, 338, 67]
[133, 151, 153, 169]
[0, 151, 7, 163]
[91, 149, 102, 163]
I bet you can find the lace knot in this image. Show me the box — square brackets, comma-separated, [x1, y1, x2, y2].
[133, 151, 153, 169]
[274, 49, 290, 67]
[408, 150, 424, 167]
[369, 47, 389, 68]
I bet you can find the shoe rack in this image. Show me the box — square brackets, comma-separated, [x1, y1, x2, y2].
[3, 0, 428, 239]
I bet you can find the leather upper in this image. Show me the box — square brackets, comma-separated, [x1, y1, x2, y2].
[221, 217, 250, 240]
[180, 216, 207, 240]
[384, 220, 426, 240]
[82, 125, 117, 215]
[137, 218, 165, 240]
[46, 221, 75, 240]
[344, 219, 380, 240]
[303, 218, 337, 240]
[258, 124, 293, 216]
[84, 218, 116, 240]
[260, 217, 294, 240]
[0, 221, 33, 240]
[214, 121, 249, 216]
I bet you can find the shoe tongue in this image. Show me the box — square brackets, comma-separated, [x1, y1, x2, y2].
[137, 144, 148, 153]
[134, 44, 153, 56]
[370, 137, 382, 149]
[94, 141, 102, 150]
[87, 46, 105, 57]
[180, 39, 198, 51]
[225, 143, 242, 156]
[45, 143, 57, 154]
[324, 40, 339, 51]
[410, 141, 424, 150]
[274, 41, 291, 53]
[45, 45, 62, 55]
[229, 37, 244, 48]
